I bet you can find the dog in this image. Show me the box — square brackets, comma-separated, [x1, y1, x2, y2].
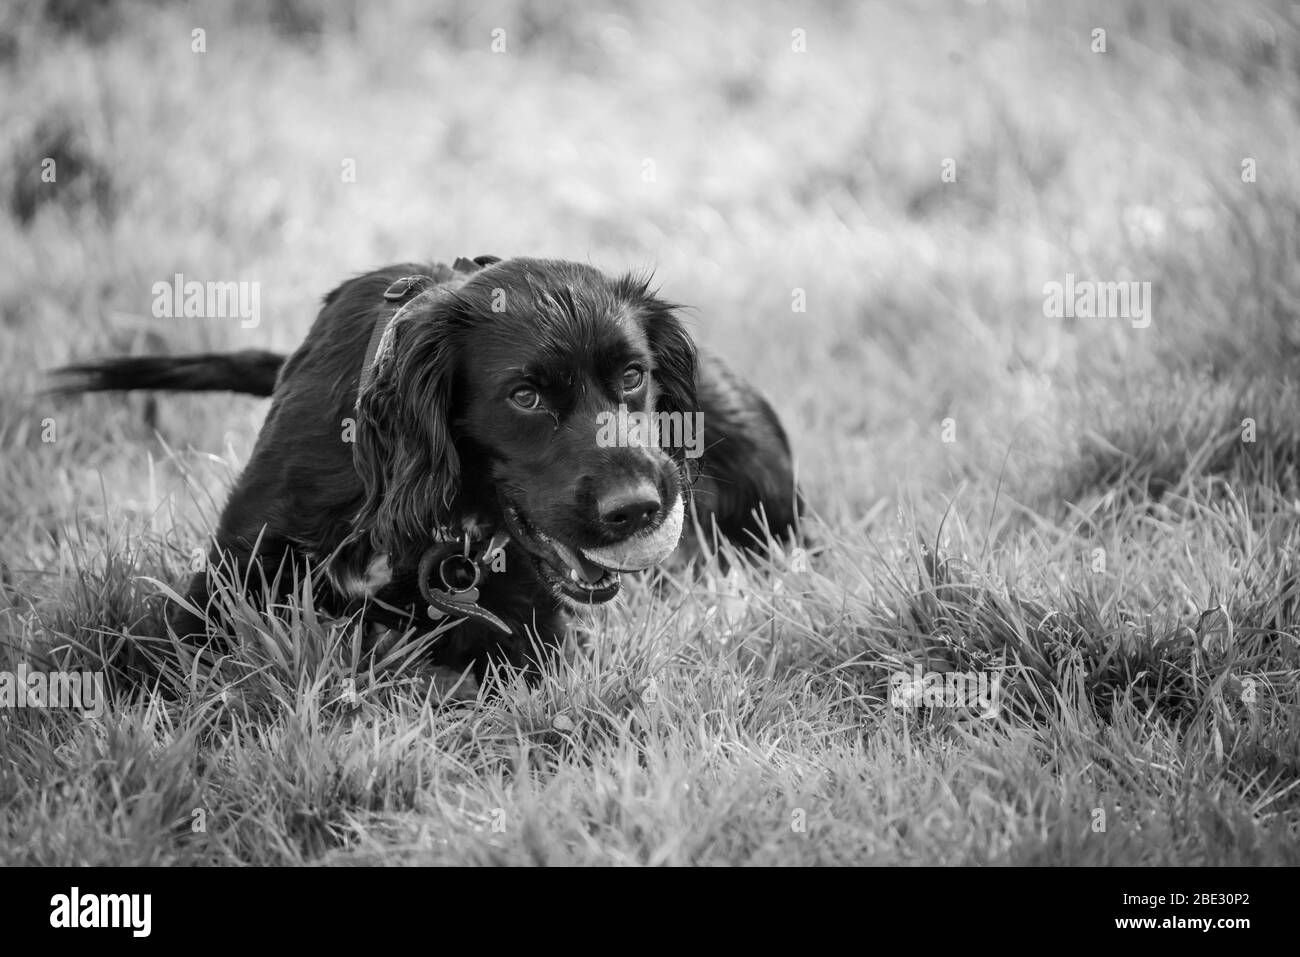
[55, 256, 800, 684]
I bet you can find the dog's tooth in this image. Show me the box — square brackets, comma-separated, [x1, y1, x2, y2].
[569, 569, 580, 583]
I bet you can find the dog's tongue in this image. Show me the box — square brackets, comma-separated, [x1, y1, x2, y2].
[552, 542, 606, 584]
[574, 553, 606, 584]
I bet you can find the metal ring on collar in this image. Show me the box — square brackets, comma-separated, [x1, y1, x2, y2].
[438, 552, 482, 593]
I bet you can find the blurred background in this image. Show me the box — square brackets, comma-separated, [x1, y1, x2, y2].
[2, 0, 1299, 590]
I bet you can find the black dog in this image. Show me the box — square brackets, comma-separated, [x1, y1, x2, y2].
[56, 256, 799, 682]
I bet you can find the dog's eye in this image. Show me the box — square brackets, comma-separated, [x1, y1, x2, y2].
[622, 367, 645, 392]
[510, 387, 542, 411]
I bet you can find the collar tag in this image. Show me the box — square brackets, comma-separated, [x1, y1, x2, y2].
[418, 538, 512, 634]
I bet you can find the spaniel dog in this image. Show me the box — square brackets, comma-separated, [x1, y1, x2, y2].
[57, 256, 799, 684]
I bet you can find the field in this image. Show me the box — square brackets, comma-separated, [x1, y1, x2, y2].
[2, 0, 1299, 865]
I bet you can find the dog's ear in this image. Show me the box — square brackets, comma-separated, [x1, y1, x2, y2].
[353, 297, 461, 555]
[625, 278, 700, 472]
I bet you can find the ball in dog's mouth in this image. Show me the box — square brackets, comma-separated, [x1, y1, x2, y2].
[502, 495, 685, 603]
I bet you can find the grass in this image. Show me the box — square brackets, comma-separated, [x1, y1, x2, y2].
[2, 0, 1299, 865]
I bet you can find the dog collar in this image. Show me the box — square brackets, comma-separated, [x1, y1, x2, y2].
[356, 257, 492, 399]
[356, 275, 430, 398]
[356, 257, 510, 633]
[418, 530, 512, 634]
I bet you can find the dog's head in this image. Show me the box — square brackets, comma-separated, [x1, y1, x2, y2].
[354, 258, 699, 604]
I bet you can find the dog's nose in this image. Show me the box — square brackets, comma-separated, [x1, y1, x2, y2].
[597, 480, 662, 535]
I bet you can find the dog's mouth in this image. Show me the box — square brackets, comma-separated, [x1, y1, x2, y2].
[500, 495, 685, 604]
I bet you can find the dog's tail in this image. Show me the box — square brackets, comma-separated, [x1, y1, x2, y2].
[50, 350, 286, 397]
